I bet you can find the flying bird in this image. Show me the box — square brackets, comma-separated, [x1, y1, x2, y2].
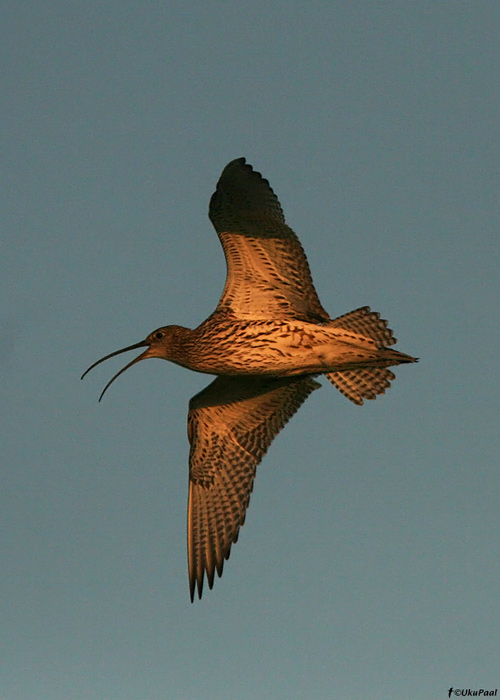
[82, 158, 417, 601]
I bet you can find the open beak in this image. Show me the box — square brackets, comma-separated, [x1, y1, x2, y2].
[81, 340, 151, 402]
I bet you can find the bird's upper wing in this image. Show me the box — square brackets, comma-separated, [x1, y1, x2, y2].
[208, 158, 330, 322]
[187, 374, 321, 601]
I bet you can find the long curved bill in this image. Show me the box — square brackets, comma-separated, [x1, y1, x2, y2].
[81, 340, 150, 402]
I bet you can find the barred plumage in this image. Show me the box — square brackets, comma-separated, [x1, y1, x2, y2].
[83, 158, 417, 601]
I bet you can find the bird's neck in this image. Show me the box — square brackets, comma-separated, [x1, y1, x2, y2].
[163, 325, 199, 369]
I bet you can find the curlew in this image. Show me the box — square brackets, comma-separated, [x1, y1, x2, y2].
[82, 158, 417, 601]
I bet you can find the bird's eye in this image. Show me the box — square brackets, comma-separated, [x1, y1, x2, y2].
[154, 331, 164, 340]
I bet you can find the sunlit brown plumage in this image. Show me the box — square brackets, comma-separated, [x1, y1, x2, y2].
[82, 158, 417, 601]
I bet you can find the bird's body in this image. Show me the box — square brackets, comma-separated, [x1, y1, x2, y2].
[82, 158, 417, 601]
[152, 314, 414, 378]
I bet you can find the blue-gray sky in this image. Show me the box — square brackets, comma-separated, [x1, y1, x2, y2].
[3, 3, 499, 699]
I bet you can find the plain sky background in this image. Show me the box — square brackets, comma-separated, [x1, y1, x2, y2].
[2, 3, 499, 699]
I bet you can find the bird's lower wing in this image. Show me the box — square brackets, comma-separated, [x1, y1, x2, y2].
[187, 374, 320, 601]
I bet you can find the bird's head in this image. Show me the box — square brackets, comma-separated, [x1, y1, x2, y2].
[81, 326, 181, 401]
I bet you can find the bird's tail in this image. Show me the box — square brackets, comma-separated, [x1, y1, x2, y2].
[325, 351, 417, 406]
[325, 306, 417, 405]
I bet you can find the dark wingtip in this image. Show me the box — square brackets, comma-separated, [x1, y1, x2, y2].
[189, 575, 201, 603]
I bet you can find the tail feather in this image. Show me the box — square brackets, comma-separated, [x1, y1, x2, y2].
[329, 306, 396, 347]
[326, 307, 418, 404]
[325, 367, 396, 405]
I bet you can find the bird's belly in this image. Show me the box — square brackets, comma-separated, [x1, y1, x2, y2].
[186, 324, 380, 376]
